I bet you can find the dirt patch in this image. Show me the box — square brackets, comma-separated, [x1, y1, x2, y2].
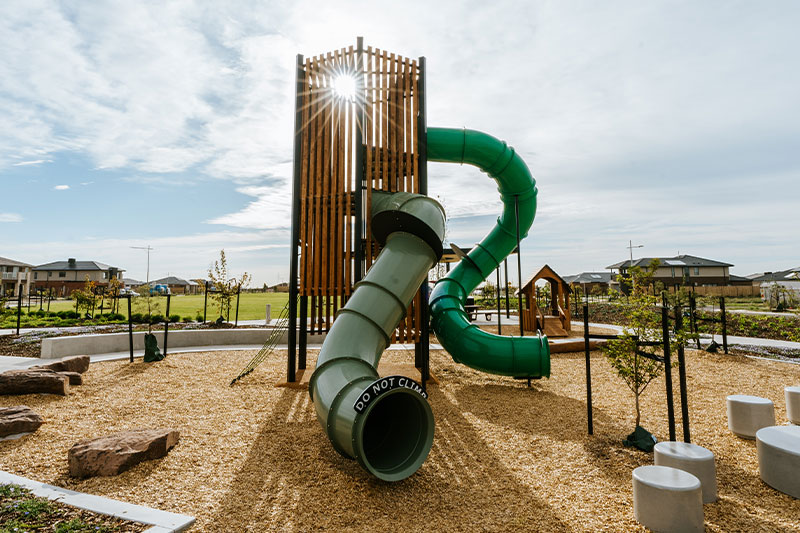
[1, 348, 799, 531]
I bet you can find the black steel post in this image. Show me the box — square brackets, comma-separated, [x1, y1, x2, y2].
[203, 281, 209, 323]
[234, 285, 241, 327]
[514, 196, 524, 336]
[496, 267, 502, 334]
[353, 37, 366, 284]
[16, 290, 22, 335]
[674, 304, 691, 443]
[720, 296, 728, 354]
[47, 288, 51, 313]
[420, 281, 430, 393]
[504, 258, 510, 318]
[418, 54, 430, 391]
[299, 295, 308, 370]
[662, 305, 676, 442]
[127, 296, 133, 363]
[689, 294, 700, 349]
[286, 53, 305, 383]
[164, 293, 170, 357]
[27, 288, 30, 314]
[583, 304, 593, 435]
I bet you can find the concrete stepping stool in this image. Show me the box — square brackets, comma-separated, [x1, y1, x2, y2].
[786, 386, 800, 425]
[632, 465, 704, 532]
[727, 394, 775, 439]
[655, 441, 717, 503]
[756, 425, 800, 499]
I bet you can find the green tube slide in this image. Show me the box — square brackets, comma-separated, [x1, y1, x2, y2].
[427, 127, 550, 378]
[309, 191, 446, 482]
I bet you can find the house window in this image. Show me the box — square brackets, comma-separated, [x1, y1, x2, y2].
[683, 267, 690, 278]
[671, 267, 675, 277]
[103, 272, 108, 279]
[58, 272, 66, 278]
[694, 267, 700, 275]
[34, 272, 38, 280]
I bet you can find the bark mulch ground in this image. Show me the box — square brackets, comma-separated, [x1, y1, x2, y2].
[1, 347, 798, 531]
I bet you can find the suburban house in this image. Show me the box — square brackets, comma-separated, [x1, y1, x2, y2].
[122, 278, 144, 290]
[32, 258, 124, 296]
[149, 276, 200, 295]
[747, 267, 800, 303]
[606, 254, 733, 291]
[563, 272, 613, 294]
[0, 256, 33, 297]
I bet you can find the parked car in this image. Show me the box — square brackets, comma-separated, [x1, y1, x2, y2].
[150, 284, 171, 295]
[119, 288, 138, 297]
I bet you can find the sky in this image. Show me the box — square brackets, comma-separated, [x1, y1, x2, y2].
[1, 1, 799, 286]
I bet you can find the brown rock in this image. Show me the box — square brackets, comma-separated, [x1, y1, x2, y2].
[36, 355, 90, 374]
[24, 368, 82, 386]
[0, 406, 43, 438]
[68, 428, 180, 478]
[0, 369, 69, 396]
[60, 372, 83, 386]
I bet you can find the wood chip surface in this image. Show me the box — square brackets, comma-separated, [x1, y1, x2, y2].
[1, 347, 798, 531]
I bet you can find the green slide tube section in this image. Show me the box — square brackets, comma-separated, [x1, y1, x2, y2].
[309, 191, 446, 482]
[428, 127, 550, 378]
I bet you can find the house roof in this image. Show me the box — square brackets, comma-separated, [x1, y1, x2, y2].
[150, 276, 198, 286]
[34, 259, 122, 271]
[728, 274, 751, 282]
[564, 272, 613, 284]
[0, 256, 33, 268]
[122, 278, 143, 286]
[606, 254, 733, 270]
[748, 267, 800, 282]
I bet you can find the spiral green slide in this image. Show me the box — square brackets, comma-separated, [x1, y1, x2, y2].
[309, 127, 549, 481]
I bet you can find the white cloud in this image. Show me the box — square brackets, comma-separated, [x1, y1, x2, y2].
[0, 212, 22, 222]
[53, 184, 70, 190]
[12, 159, 51, 166]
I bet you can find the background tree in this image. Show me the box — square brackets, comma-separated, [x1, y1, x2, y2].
[208, 249, 252, 321]
[71, 276, 97, 317]
[603, 260, 665, 429]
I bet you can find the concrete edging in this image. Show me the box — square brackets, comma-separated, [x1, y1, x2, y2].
[0, 471, 195, 532]
[40, 328, 326, 359]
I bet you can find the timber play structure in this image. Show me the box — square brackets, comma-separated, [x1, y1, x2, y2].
[285, 39, 549, 482]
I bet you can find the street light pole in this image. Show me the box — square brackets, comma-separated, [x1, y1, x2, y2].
[130, 245, 154, 289]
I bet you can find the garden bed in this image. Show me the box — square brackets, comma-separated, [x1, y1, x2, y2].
[1, 348, 798, 531]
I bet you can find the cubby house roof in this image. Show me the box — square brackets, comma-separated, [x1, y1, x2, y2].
[519, 264, 572, 293]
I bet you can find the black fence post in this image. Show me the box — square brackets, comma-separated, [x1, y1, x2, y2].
[674, 304, 691, 443]
[164, 293, 171, 357]
[127, 295, 133, 363]
[504, 258, 510, 318]
[203, 281, 209, 323]
[662, 305, 676, 442]
[514, 196, 524, 337]
[234, 285, 241, 328]
[583, 304, 593, 435]
[299, 295, 307, 370]
[16, 290, 22, 335]
[720, 296, 728, 354]
[496, 267, 502, 334]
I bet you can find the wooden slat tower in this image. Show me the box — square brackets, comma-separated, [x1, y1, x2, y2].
[286, 38, 429, 382]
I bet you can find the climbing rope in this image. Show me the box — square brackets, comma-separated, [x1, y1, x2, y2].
[229, 297, 294, 385]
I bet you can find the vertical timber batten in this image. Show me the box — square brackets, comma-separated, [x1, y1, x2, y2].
[354, 37, 366, 283]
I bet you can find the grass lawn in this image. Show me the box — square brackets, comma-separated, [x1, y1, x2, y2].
[40, 292, 291, 321]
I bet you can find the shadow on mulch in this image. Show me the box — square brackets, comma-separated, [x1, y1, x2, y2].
[211, 387, 570, 532]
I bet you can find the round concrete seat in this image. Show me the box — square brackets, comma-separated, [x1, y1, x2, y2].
[786, 386, 800, 425]
[756, 425, 800, 499]
[655, 441, 717, 503]
[727, 394, 775, 439]
[633, 465, 704, 532]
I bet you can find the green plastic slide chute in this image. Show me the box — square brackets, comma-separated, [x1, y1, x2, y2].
[427, 127, 550, 378]
[309, 191, 446, 482]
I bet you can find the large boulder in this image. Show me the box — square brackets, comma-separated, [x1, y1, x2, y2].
[68, 428, 180, 478]
[0, 369, 69, 396]
[36, 355, 90, 374]
[0, 406, 43, 438]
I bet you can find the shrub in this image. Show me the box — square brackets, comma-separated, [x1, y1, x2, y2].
[182, 316, 192, 323]
[169, 314, 180, 323]
[195, 314, 203, 322]
[130, 313, 144, 323]
[150, 313, 164, 324]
